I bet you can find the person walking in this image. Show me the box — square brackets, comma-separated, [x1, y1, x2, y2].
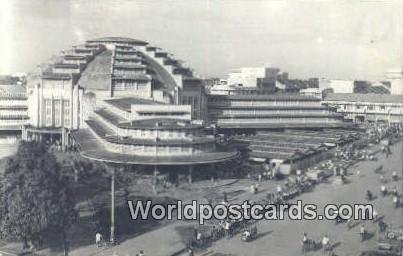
[360, 225, 366, 241]
[322, 234, 330, 253]
[95, 232, 102, 247]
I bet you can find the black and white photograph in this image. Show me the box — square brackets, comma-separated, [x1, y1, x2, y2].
[0, 0, 402, 255]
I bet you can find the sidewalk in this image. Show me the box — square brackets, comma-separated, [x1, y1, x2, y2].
[70, 222, 189, 256]
[69, 179, 242, 256]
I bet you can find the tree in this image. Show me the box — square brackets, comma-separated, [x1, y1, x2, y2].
[0, 141, 77, 254]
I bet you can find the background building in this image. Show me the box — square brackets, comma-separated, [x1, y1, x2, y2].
[328, 79, 355, 93]
[207, 94, 347, 130]
[227, 66, 280, 89]
[323, 93, 403, 124]
[0, 83, 28, 130]
[385, 69, 403, 95]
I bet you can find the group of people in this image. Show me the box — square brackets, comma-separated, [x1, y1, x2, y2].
[378, 171, 400, 208]
[301, 232, 332, 253]
[189, 219, 258, 252]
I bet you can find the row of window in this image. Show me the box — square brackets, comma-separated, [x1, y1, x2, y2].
[105, 142, 214, 155]
[216, 109, 329, 115]
[44, 99, 71, 127]
[342, 105, 402, 111]
[113, 70, 146, 75]
[113, 82, 149, 91]
[218, 118, 338, 123]
[120, 129, 197, 139]
[209, 101, 320, 107]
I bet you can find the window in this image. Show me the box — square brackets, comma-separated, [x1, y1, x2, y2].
[64, 117, 70, 127]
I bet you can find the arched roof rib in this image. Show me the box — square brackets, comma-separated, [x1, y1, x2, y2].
[141, 52, 178, 92]
[86, 37, 148, 46]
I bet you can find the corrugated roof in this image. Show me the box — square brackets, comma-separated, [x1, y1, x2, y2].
[0, 84, 26, 95]
[324, 93, 403, 104]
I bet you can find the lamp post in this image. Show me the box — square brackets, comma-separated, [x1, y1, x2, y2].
[110, 167, 115, 244]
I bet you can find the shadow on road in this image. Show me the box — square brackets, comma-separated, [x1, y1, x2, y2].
[254, 230, 273, 241]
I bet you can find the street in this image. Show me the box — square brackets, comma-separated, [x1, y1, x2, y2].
[78, 141, 403, 256]
[205, 141, 403, 256]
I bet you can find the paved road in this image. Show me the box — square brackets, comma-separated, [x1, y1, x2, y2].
[206, 141, 403, 256]
[68, 141, 402, 256]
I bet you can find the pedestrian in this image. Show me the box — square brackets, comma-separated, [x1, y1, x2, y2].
[393, 195, 400, 208]
[391, 186, 398, 196]
[381, 185, 387, 196]
[392, 171, 398, 181]
[250, 184, 256, 194]
[95, 232, 102, 247]
[138, 250, 145, 256]
[193, 226, 198, 240]
[378, 220, 387, 233]
[223, 191, 228, 203]
[372, 209, 378, 222]
[302, 232, 308, 244]
[196, 231, 202, 241]
[360, 225, 366, 241]
[322, 234, 330, 252]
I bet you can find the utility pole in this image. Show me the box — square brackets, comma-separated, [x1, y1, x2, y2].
[110, 167, 115, 244]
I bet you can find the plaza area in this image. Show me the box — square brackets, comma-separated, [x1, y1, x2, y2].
[64, 137, 402, 256]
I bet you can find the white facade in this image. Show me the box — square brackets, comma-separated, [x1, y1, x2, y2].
[0, 84, 28, 129]
[386, 69, 403, 95]
[323, 93, 403, 124]
[318, 78, 331, 91]
[300, 88, 322, 98]
[227, 66, 280, 87]
[329, 79, 354, 93]
[27, 77, 83, 130]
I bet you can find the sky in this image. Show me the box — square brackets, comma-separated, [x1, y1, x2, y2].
[0, 0, 402, 80]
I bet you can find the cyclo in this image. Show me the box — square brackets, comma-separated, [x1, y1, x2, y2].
[241, 225, 257, 242]
[377, 227, 403, 253]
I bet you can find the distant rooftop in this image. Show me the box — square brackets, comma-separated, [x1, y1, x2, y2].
[87, 37, 148, 46]
[324, 93, 403, 104]
[0, 84, 26, 95]
[41, 72, 75, 81]
[104, 97, 163, 112]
